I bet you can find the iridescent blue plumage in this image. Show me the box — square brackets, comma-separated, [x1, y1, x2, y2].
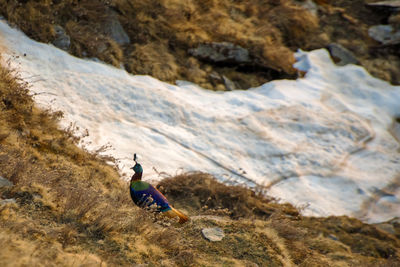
[129, 155, 189, 223]
[130, 180, 171, 212]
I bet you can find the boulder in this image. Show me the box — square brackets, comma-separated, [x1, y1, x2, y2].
[52, 25, 70, 51]
[103, 13, 130, 45]
[327, 43, 360, 66]
[0, 176, 13, 187]
[368, 25, 400, 45]
[202, 227, 225, 242]
[189, 42, 250, 65]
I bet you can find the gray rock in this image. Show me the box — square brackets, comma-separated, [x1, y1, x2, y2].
[0, 176, 13, 187]
[222, 75, 237, 91]
[209, 71, 222, 82]
[189, 42, 250, 65]
[52, 25, 70, 51]
[368, 25, 400, 45]
[327, 43, 359, 66]
[202, 227, 225, 242]
[103, 13, 130, 45]
[0, 198, 16, 205]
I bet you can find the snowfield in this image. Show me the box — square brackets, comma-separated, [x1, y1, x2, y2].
[1, 19, 399, 223]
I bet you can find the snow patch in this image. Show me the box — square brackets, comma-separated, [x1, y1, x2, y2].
[1, 19, 400, 223]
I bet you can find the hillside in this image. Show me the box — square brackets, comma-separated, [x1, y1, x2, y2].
[1, 61, 400, 266]
[0, 0, 399, 90]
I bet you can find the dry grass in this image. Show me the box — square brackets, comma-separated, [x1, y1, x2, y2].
[157, 172, 298, 220]
[1, 61, 399, 266]
[0, 59, 173, 265]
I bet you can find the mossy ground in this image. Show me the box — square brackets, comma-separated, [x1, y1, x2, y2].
[0, 62, 399, 266]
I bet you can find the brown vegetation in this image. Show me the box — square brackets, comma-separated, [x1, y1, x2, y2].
[1, 61, 400, 266]
[2, 0, 398, 90]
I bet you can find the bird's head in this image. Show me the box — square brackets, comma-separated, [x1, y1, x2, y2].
[132, 163, 143, 174]
[130, 153, 143, 180]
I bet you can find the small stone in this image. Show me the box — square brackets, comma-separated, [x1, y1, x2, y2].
[52, 25, 70, 51]
[202, 227, 225, 242]
[0, 176, 13, 187]
[209, 71, 222, 82]
[222, 75, 237, 91]
[368, 25, 400, 45]
[327, 43, 359, 66]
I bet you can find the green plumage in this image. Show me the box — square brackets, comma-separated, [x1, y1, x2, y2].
[131, 180, 150, 191]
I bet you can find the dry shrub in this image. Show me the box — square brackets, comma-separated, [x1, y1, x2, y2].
[270, 217, 307, 241]
[0, 231, 104, 267]
[300, 216, 400, 261]
[306, 234, 350, 255]
[57, 224, 78, 248]
[147, 227, 181, 252]
[157, 172, 296, 220]
[0, 1, 55, 42]
[126, 42, 179, 82]
[66, 21, 123, 67]
[0, 59, 33, 130]
[261, 45, 296, 74]
[268, 3, 320, 49]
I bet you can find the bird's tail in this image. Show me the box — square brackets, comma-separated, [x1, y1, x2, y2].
[165, 207, 189, 224]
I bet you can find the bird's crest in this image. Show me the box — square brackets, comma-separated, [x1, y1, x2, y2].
[131, 153, 143, 174]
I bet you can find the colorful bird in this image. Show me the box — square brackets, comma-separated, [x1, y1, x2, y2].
[129, 154, 189, 224]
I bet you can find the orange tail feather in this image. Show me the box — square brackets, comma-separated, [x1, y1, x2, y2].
[163, 207, 189, 224]
[171, 207, 189, 224]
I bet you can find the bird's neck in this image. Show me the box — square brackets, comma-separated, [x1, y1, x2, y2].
[130, 172, 142, 183]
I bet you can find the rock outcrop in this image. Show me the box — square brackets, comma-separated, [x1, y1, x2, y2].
[189, 42, 251, 65]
